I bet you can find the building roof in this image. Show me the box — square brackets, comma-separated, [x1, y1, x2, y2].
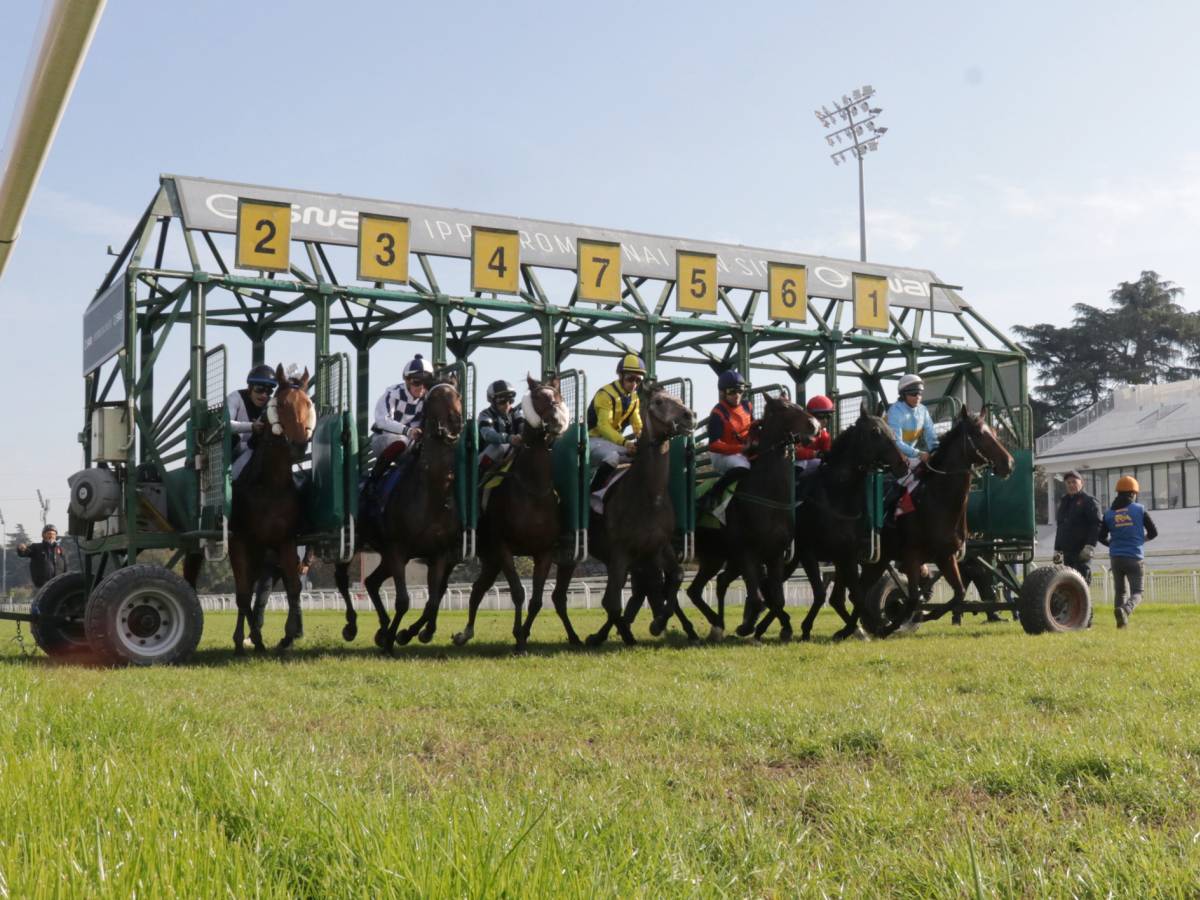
[1036, 379, 1200, 460]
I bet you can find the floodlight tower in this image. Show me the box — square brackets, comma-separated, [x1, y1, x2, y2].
[814, 86, 888, 262]
[36, 490, 49, 529]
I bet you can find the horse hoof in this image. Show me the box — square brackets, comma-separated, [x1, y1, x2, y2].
[735, 623, 755, 638]
[799, 631, 812, 642]
[395, 629, 415, 646]
[276, 638, 292, 653]
[513, 643, 528, 656]
[620, 633, 637, 646]
[567, 635, 583, 647]
[584, 632, 606, 647]
[233, 644, 246, 657]
[374, 628, 389, 649]
[649, 617, 667, 637]
[342, 623, 358, 642]
[709, 627, 725, 642]
[779, 628, 794, 644]
[852, 628, 870, 641]
[418, 627, 435, 644]
[452, 631, 471, 647]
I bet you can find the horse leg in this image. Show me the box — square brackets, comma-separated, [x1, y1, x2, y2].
[412, 555, 453, 644]
[684, 555, 725, 636]
[587, 555, 633, 646]
[381, 547, 411, 654]
[829, 561, 863, 641]
[276, 541, 304, 651]
[755, 556, 793, 642]
[795, 555, 824, 641]
[518, 552, 553, 653]
[736, 566, 768, 638]
[550, 560, 583, 646]
[334, 561, 358, 642]
[498, 548, 527, 648]
[454, 552, 502, 647]
[620, 568, 649, 633]
[883, 556, 925, 638]
[365, 561, 393, 648]
[251, 567, 274, 638]
[182, 552, 204, 589]
[659, 547, 699, 641]
[940, 555, 968, 626]
[229, 541, 254, 655]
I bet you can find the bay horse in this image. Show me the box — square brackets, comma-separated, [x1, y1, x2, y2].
[551, 382, 697, 646]
[227, 365, 316, 653]
[684, 396, 818, 642]
[858, 407, 1013, 638]
[725, 407, 908, 641]
[334, 374, 464, 652]
[452, 375, 574, 653]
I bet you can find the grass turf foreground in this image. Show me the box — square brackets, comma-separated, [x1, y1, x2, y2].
[0, 605, 1198, 898]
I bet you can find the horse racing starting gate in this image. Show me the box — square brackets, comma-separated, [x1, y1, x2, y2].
[4, 173, 1083, 665]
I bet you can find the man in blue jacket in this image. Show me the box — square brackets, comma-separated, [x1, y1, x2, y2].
[1098, 474, 1158, 628]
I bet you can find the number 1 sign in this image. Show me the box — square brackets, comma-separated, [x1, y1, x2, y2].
[853, 273, 890, 331]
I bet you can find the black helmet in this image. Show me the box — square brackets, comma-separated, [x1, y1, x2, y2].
[247, 364, 277, 388]
[42, 524, 57, 536]
[487, 379, 516, 403]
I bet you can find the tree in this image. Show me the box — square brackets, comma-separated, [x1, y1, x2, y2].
[1015, 271, 1200, 433]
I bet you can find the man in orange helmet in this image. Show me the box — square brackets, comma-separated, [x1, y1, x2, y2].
[1098, 474, 1158, 628]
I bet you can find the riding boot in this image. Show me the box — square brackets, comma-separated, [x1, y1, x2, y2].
[702, 468, 746, 512]
[590, 462, 615, 493]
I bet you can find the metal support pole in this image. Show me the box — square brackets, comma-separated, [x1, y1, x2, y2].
[857, 153, 867, 263]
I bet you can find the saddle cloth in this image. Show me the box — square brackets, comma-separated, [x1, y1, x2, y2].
[479, 453, 516, 513]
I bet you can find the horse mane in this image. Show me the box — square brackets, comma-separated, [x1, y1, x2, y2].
[928, 410, 981, 467]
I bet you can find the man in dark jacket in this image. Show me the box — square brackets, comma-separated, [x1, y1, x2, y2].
[1053, 470, 1101, 583]
[17, 525, 68, 588]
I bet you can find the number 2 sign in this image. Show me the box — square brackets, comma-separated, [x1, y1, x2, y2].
[235, 198, 292, 273]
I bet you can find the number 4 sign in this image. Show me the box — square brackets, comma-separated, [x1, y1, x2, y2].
[853, 273, 890, 331]
[471, 226, 521, 294]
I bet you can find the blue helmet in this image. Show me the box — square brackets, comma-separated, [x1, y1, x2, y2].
[717, 370, 747, 392]
[246, 364, 277, 388]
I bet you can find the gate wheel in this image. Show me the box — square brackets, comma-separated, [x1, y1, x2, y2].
[1018, 565, 1091, 634]
[30, 572, 91, 659]
[861, 573, 920, 637]
[85, 565, 204, 666]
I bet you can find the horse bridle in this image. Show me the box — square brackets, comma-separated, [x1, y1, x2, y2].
[425, 382, 462, 444]
[923, 424, 994, 476]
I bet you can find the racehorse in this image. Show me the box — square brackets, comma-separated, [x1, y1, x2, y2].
[722, 407, 908, 641]
[452, 375, 574, 653]
[550, 382, 698, 646]
[226, 365, 316, 654]
[333, 373, 463, 651]
[858, 407, 1013, 638]
[684, 396, 818, 642]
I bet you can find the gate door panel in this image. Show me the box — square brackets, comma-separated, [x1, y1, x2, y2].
[552, 369, 589, 563]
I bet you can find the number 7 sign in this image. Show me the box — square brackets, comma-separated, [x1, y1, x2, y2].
[853, 273, 890, 331]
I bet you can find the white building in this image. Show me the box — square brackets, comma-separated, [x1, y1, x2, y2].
[1036, 380, 1200, 553]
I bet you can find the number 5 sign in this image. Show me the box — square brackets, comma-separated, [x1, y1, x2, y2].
[235, 198, 291, 272]
[853, 273, 890, 331]
[768, 262, 807, 322]
[471, 227, 521, 294]
[676, 250, 717, 314]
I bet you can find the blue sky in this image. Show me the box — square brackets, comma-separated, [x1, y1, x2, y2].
[1, 0, 1198, 534]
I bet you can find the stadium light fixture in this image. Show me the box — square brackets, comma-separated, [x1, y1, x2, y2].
[815, 84, 887, 262]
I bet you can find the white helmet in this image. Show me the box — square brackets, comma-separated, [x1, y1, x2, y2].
[403, 354, 434, 380]
[897, 373, 924, 396]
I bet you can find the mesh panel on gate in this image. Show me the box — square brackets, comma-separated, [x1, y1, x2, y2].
[204, 346, 226, 413]
[749, 384, 790, 419]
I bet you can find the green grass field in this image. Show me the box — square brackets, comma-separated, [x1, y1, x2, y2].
[1, 603, 1199, 898]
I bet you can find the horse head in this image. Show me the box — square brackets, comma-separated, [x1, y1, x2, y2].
[850, 403, 908, 477]
[266, 364, 316, 458]
[522, 374, 571, 442]
[638, 381, 696, 445]
[759, 395, 819, 449]
[423, 373, 463, 444]
[934, 407, 1014, 478]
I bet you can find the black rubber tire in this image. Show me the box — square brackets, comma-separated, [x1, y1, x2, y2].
[1018, 565, 1091, 635]
[860, 573, 917, 637]
[30, 572, 91, 659]
[84, 565, 204, 666]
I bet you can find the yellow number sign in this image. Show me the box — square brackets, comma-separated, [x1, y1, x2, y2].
[235, 198, 291, 272]
[676, 250, 717, 313]
[577, 239, 622, 304]
[853, 273, 890, 331]
[471, 227, 520, 294]
[768, 262, 807, 322]
[357, 214, 410, 284]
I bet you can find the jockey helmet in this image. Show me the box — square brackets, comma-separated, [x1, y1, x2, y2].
[717, 370, 747, 392]
[246, 364, 277, 388]
[487, 379, 516, 402]
[806, 394, 835, 415]
[897, 373, 925, 396]
[1115, 475, 1139, 493]
[42, 524, 57, 537]
[617, 353, 646, 377]
[403, 354, 435, 380]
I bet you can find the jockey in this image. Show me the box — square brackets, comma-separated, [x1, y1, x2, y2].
[477, 379, 525, 473]
[370, 353, 434, 471]
[886, 373, 939, 467]
[227, 364, 277, 479]
[587, 352, 645, 482]
[795, 394, 835, 473]
[706, 370, 753, 474]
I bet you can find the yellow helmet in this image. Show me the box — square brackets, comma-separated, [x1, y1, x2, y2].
[1115, 475, 1139, 493]
[617, 353, 646, 376]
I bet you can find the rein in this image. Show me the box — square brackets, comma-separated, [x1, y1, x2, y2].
[922, 426, 993, 477]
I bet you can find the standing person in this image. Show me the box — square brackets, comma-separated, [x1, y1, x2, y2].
[17, 525, 68, 589]
[706, 370, 753, 475]
[369, 353, 434, 477]
[795, 395, 835, 473]
[586, 353, 645, 485]
[1053, 470, 1101, 583]
[1098, 475, 1158, 628]
[477, 379, 524, 475]
[227, 364, 277, 481]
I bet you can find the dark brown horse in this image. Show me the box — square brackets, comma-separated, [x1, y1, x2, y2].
[684, 396, 818, 642]
[728, 407, 908, 641]
[334, 374, 464, 652]
[452, 375, 575, 652]
[858, 408, 1013, 638]
[227, 365, 316, 653]
[551, 382, 697, 646]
